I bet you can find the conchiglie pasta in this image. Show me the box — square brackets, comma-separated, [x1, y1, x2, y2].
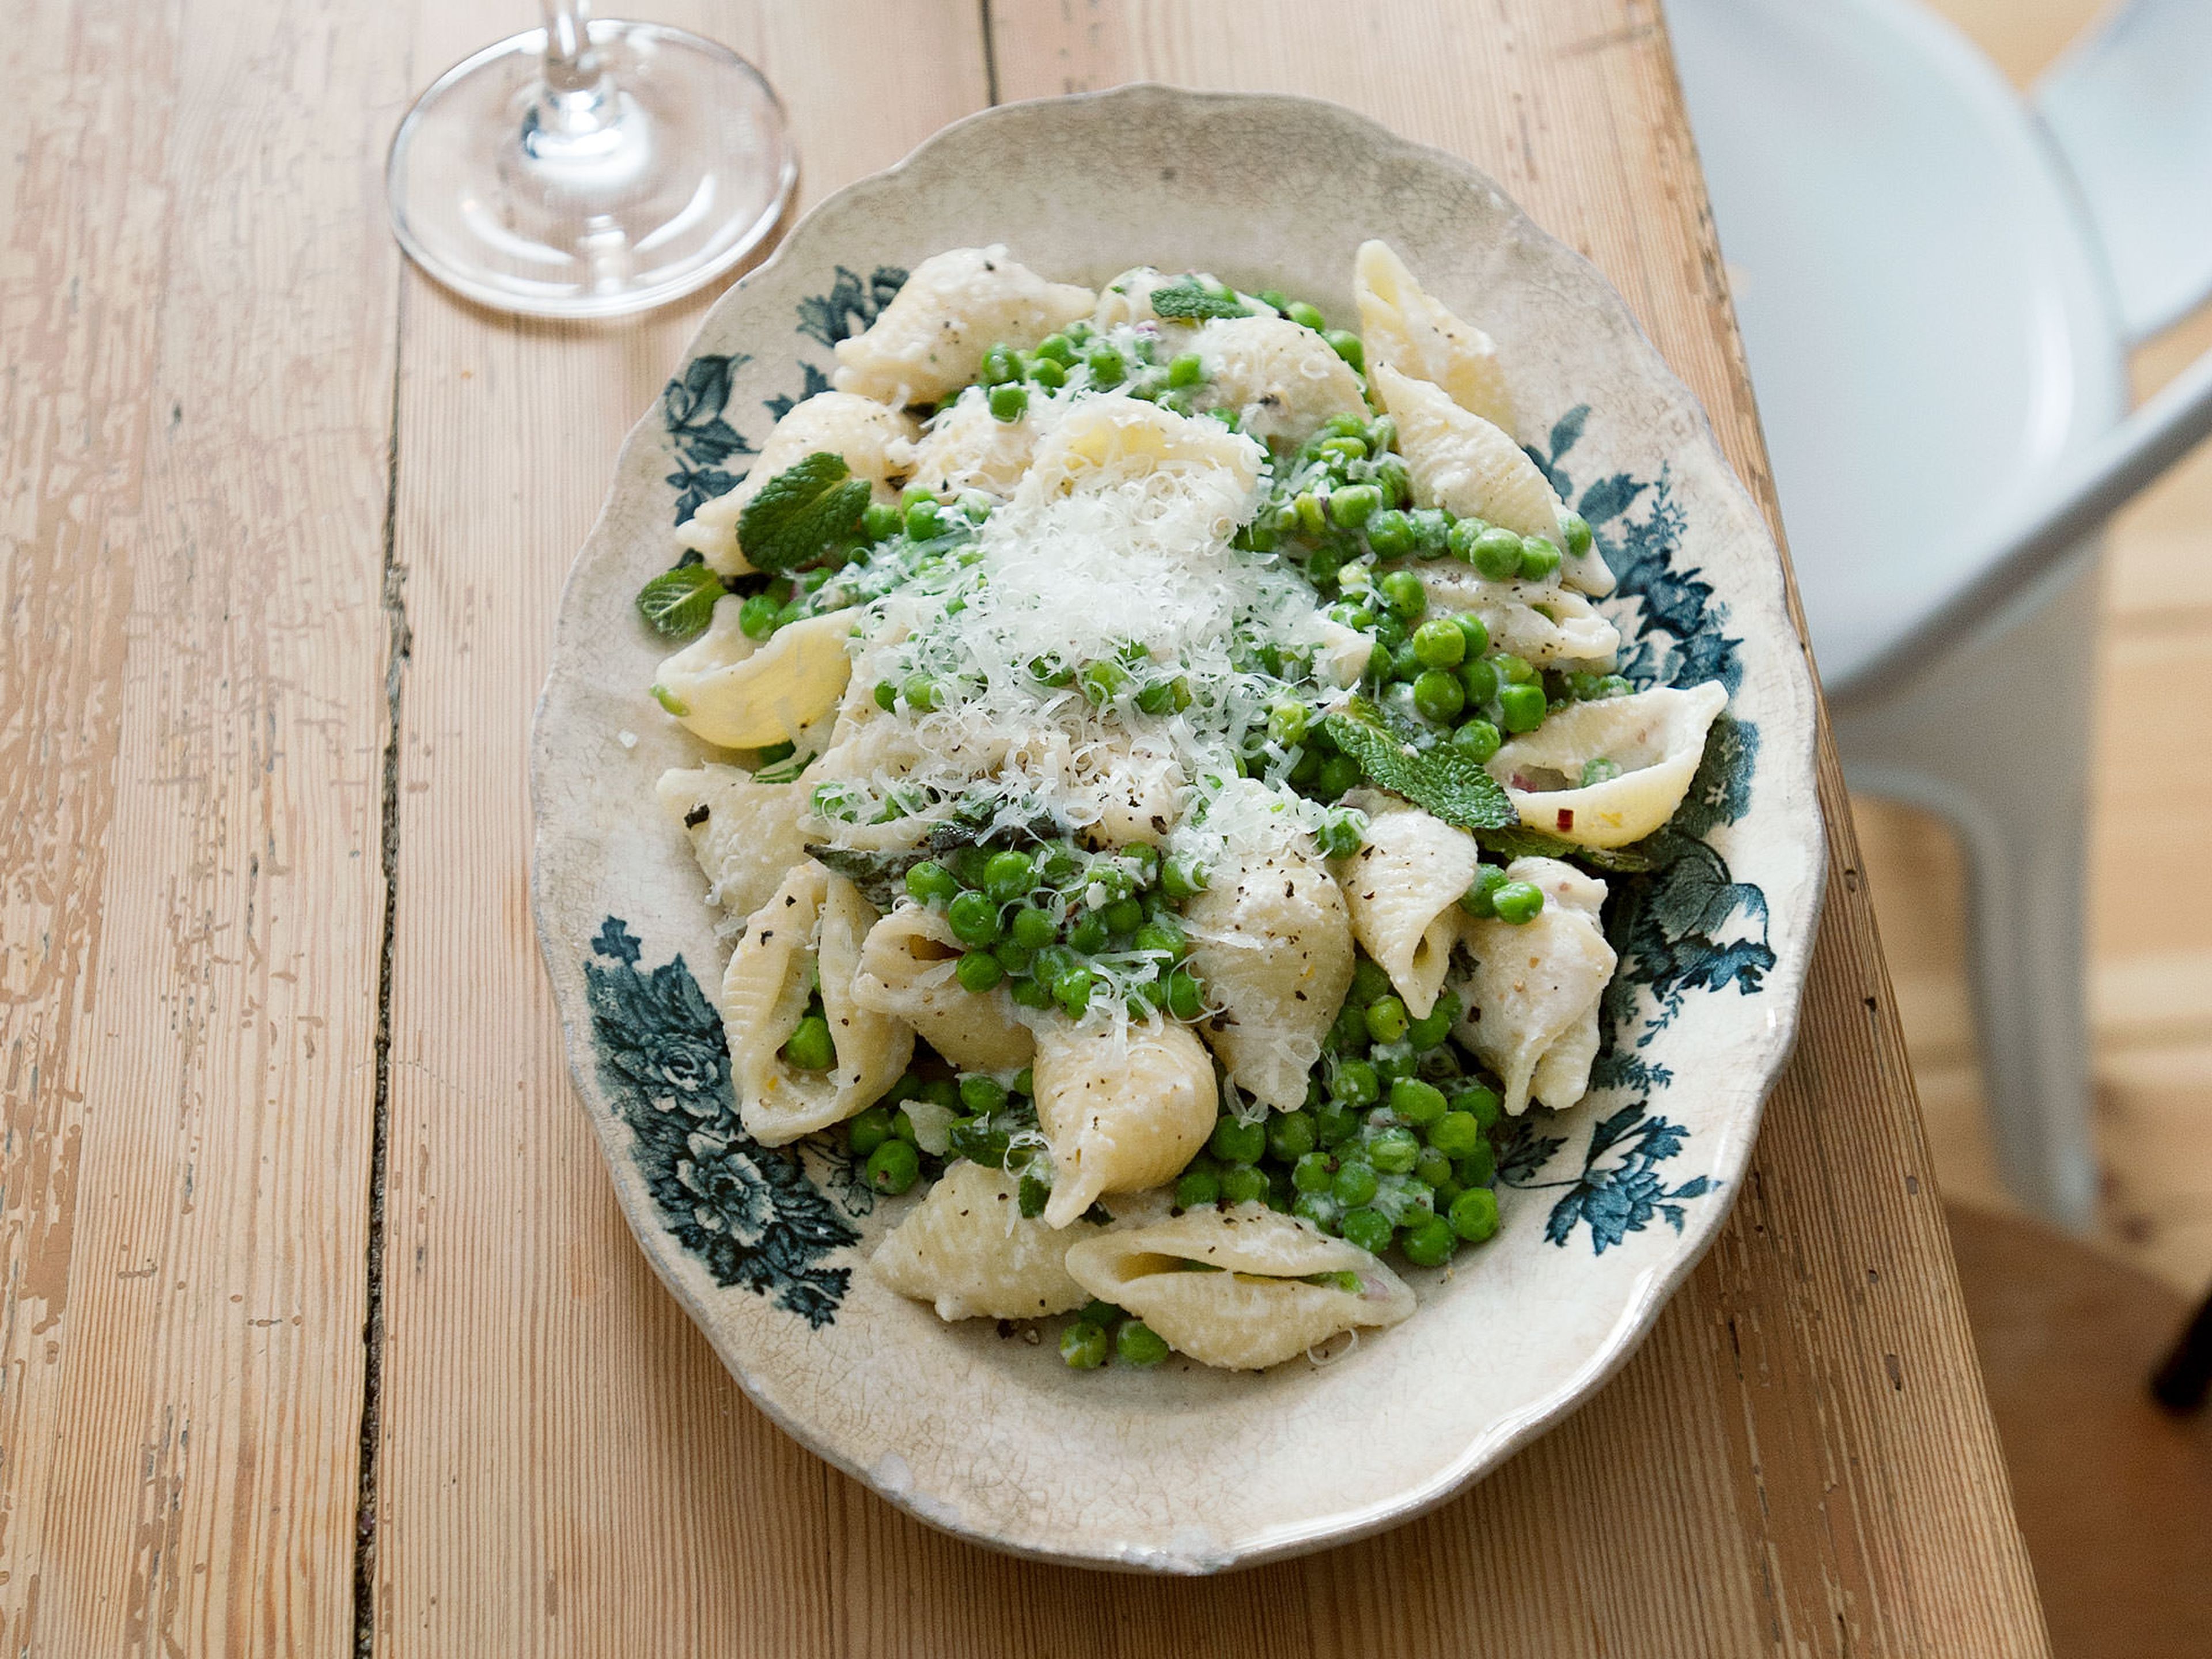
[893, 384, 1041, 498]
[831, 245, 1094, 407]
[1062, 1206, 1416, 1370]
[1032, 1020, 1217, 1229]
[1454, 857, 1615, 1114]
[1184, 830, 1355, 1113]
[652, 604, 857, 752]
[654, 764, 811, 921]
[1416, 567, 1622, 668]
[1190, 315, 1368, 449]
[1334, 793, 1483, 1019]
[847, 903, 1036, 1074]
[677, 392, 919, 577]
[871, 1160, 1099, 1321]
[1374, 363, 1575, 562]
[1353, 239, 1517, 435]
[1016, 392, 1264, 522]
[1487, 682, 1729, 849]
[722, 862, 912, 1145]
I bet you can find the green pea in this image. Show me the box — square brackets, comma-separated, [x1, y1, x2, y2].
[1365, 995, 1410, 1043]
[946, 889, 1002, 946]
[1330, 484, 1382, 529]
[1291, 1151, 1336, 1194]
[872, 680, 897, 713]
[1117, 1321, 1171, 1366]
[921, 1077, 960, 1111]
[1370, 611, 1407, 649]
[1411, 618, 1467, 670]
[1408, 509, 1451, 556]
[1175, 1165, 1221, 1209]
[1445, 517, 1485, 561]
[1412, 669, 1465, 725]
[1210, 1115, 1267, 1165]
[1313, 809, 1366, 861]
[736, 593, 779, 641]
[1497, 681, 1547, 733]
[1371, 1044, 1417, 1085]
[1369, 1127, 1420, 1174]
[847, 1105, 894, 1158]
[1316, 754, 1362, 800]
[1334, 1057, 1380, 1107]
[858, 499, 904, 543]
[904, 499, 946, 541]
[905, 861, 957, 906]
[1458, 864, 1508, 918]
[950, 1074, 1004, 1116]
[982, 849, 1035, 902]
[1285, 300, 1327, 331]
[1340, 1206, 1394, 1255]
[899, 671, 944, 713]
[1364, 509, 1415, 557]
[1054, 965, 1097, 1018]
[1459, 1137, 1498, 1187]
[1078, 658, 1131, 703]
[1132, 922, 1184, 961]
[865, 1139, 921, 1196]
[1256, 288, 1290, 312]
[1060, 1321, 1109, 1369]
[988, 381, 1029, 423]
[1103, 895, 1146, 935]
[783, 1015, 835, 1071]
[1349, 959, 1393, 1005]
[1426, 1111, 1486, 1160]
[1032, 332, 1075, 365]
[1332, 1158, 1380, 1207]
[1451, 1084, 1503, 1131]
[1305, 544, 1345, 588]
[1469, 528, 1525, 581]
[1581, 757, 1624, 786]
[1451, 718, 1502, 763]
[1323, 329, 1365, 373]
[1009, 906, 1058, 950]
[1518, 536, 1563, 582]
[1027, 355, 1067, 389]
[1219, 1164, 1270, 1205]
[1452, 612, 1492, 658]
[1263, 696, 1310, 748]
[1449, 1186, 1501, 1243]
[1401, 1214, 1457, 1267]
[1414, 1146, 1456, 1189]
[1407, 1001, 1457, 1052]
[1267, 1110, 1318, 1161]
[1372, 455, 1411, 508]
[1293, 1192, 1342, 1230]
[1086, 346, 1126, 387]
[1167, 351, 1205, 388]
[1493, 652, 1537, 684]
[1160, 854, 1209, 899]
[1012, 1066, 1034, 1098]
[956, 950, 1005, 993]
[1559, 510, 1593, 555]
[1067, 912, 1108, 954]
[979, 345, 1020, 385]
[1165, 965, 1205, 1021]
[1453, 657, 1498, 708]
[1389, 1077, 1449, 1127]
[1316, 1102, 1360, 1147]
[1379, 569, 1427, 620]
[1492, 880, 1546, 925]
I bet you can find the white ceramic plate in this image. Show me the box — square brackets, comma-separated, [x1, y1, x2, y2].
[531, 86, 1826, 1572]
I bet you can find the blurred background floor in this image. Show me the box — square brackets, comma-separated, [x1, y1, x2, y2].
[1854, 0, 2212, 1297]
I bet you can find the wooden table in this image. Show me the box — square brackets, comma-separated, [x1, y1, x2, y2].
[1, 2, 2054, 1653]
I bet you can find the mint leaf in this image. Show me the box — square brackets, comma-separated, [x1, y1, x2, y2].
[737, 451, 870, 573]
[1150, 275, 1250, 321]
[635, 564, 726, 639]
[1322, 696, 1517, 831]
[1476, 825, 1660, 873]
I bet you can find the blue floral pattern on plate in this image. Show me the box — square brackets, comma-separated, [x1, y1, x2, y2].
[596, 272, 1777, 1312]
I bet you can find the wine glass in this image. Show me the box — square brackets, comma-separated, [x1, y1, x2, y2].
[387, 2, 797, 319]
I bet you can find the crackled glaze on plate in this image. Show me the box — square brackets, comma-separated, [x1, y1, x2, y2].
[531, 86, 1825, 1572]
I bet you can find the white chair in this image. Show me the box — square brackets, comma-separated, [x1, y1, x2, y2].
[1665, 0, 2212, 1227]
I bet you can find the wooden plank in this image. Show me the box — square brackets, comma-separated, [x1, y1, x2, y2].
[368, 4, 991, 1653]
[0, 1, 406, 1653]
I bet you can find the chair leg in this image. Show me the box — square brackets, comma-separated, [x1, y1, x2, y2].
[1831, 554, 2102, 1230]
[2150, 1281, 2212, 1414]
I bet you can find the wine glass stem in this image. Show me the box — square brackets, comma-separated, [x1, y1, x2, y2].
[533, 0, 615, 142]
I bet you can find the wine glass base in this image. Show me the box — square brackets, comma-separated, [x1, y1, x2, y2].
[387, 20, 797, 320]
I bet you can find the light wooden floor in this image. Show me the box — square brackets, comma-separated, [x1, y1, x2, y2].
[1861, 1, 2212, 1296]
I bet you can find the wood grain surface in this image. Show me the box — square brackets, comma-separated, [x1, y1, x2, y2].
[0, 2, 2056, 1655]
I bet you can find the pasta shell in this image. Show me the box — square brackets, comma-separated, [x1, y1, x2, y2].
[1454, 858, 1614, 1115]
[654, 764, 811, 921]
[1063, 1205, 1415, 1370]
[676, 392, 919, 577]
[1487, 682, 1729, 849]
[849, 903, 1036, 1075]
[831, 245, 1095, 407]
[892, 384, 1041, 498]
[1335, 793, 1482, 1019]
[1353, 239, 1517, 435]
[1184, 831, 1355, 1113]
[652, 603, 857, 752]
[722, 862, 913, 1145]
[871, 1160, 1099, 1322]
[1191, 315, 1368, 449]
[1416, 568, 1622, 668]
[1016, 392, 1264, 520]
[1032, 1019, 1217, 1229]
